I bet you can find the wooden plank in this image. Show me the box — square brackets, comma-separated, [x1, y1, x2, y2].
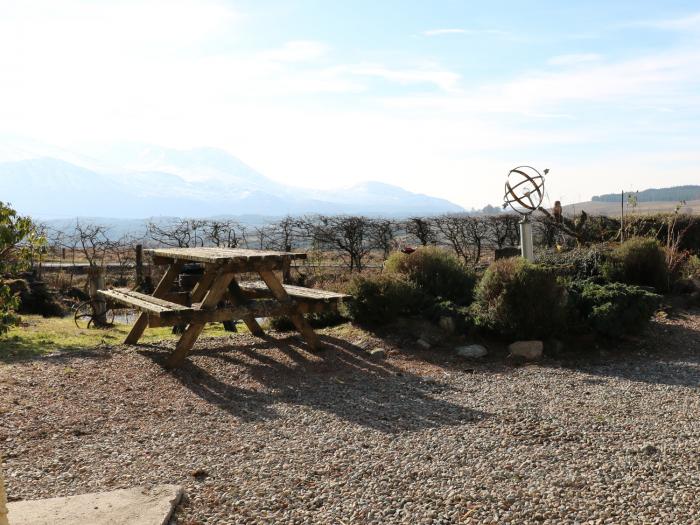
[258, 269, 322, 351]
[125, 261, 183, 345]
[166, 269, 236, 368]
[100, 289, 192, 312]
[239, 281, 349, 300]
[145, 247, 307, 265]
[147, 299, 287, 327]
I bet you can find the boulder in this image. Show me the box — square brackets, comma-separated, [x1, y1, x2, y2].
[508, 340, 543, 360]
[368, 347, 386, 359]
[455, 344, 488, 359]
[438, 316, 456, 334]
[416, 338, 432, 350]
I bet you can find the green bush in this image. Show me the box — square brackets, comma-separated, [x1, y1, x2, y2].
[682, 254, 700, 280]
[346, 274, 425, 326]
[384, 247, 476, 304]
[536, 245, 610, 280]
[567, 280, 660, 338]
[423, 299, 474, 333]
[472, 258, 566, 339]
[602, 237, 669, 292]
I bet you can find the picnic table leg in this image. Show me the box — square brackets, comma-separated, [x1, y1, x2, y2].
[228, 280, 265, 336]
[166, 269, 235, 368]
[125, 261, 183, 345]
[257, 269, 322, 351]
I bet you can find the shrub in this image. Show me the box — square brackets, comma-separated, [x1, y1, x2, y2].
[384, 247, 476, 304]
[602, 237, 669, 292]
[536, 245, 610, 280]
[681, 254, 700, 280]
[346, 274, 425, 326]
[472, 258, 566, 339]
[422, 299, 474, 333]
[567, 280, 660, 338]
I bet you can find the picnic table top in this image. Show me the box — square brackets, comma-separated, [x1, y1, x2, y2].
[145, 247, 307, 265]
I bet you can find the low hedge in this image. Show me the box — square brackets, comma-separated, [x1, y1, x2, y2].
[567, 280, 661, 338]
[384, 247, 476, 304]
[346, 274, 425, 326]
[472, 258, 567, 339]
[602, 237, 669, 292]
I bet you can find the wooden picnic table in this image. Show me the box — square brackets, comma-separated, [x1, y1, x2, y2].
[99, 247, 348, 368]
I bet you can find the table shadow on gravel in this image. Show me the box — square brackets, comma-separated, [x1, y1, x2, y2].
[139, 335, 487, 434]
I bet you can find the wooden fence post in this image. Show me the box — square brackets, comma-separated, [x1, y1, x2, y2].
[88, 266, 107, 326]
[135, 244, 144, 288]
[0, 453, 8, 525]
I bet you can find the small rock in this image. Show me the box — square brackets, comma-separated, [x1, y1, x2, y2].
[455, 344, 488, 359]
[416, 338, 432, 350]
[548, 339, 564, 354]
[641, 444, 659, 455]
[439, 316, 456, 334]
[368, 347, 386, 359]
[508, 340, 543, 360]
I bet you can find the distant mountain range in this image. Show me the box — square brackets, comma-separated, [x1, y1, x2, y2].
[592, 185, 700, 203]
[0, 145, 464, 219]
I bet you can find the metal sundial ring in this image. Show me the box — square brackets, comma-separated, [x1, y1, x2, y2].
[503, 166, 546, 215]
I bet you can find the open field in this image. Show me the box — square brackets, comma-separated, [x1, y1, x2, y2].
[564, 200, 700, 217]
[2, 311, 700, 524]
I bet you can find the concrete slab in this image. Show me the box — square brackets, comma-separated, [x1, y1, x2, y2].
[7, 485, 183, 525]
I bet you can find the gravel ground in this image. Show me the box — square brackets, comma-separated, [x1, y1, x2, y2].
[2, 311, 700, 524]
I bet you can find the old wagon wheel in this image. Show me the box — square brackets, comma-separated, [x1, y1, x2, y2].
[74, 300, 115, 329]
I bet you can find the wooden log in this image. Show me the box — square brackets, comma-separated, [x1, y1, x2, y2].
[258, 269, 322, 351]
[125, 261, 183, 345]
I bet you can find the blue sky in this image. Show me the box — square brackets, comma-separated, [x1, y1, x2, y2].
[1, 0, 700, 208]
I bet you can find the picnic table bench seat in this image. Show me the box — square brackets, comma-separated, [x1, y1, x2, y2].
[98, 288, 193, 319]
[238, 280, 348, 303]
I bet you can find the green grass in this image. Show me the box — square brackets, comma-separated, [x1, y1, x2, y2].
[0, 315, 233, 361]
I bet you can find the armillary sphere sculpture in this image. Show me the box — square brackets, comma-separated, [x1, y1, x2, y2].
[503, 166, 547, 215]
[503, 166, 549, 261]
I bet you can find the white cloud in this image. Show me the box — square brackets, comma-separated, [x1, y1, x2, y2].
[257, 40, 329, 63]
[548, 53, 602, 66]
[423, 28, 467, 36]
[339, 63, 462, 93]
[623, 11, 700, 31]
[423, 28, 510, 37]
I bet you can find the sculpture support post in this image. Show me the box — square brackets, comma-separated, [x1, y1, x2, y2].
[519, 216, 534, 262]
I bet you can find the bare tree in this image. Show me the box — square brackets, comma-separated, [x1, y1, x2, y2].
[433, 215, 487, 266]
[204, 219, 247, 248]
[148, 219, 206, 248]
[313, 215, 372, 271]
[71, 221, 111, 268]
[109, 234, 137, 284]
[267, 215, 303, 251]
[487, 214, 520, 249]
[405, 217, 437, 246]
[250, 224, 276, 250]
[368, 218, 398, 260]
